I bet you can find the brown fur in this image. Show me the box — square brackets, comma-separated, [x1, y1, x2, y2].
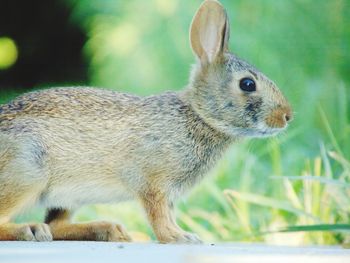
[0, 0, 292, 243]
[50, 221, 131, 242]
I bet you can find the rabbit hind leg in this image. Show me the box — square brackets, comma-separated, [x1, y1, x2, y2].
[46, 208, 132, 242]
[0, 182, 52, 241]
[0, 142, 51, 241]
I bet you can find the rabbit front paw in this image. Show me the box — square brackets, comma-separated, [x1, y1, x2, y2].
[178, 232, 202, 244]
[159, 231, 202, 244]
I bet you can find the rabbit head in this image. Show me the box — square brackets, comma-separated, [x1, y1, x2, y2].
[186, 0, 292, 138]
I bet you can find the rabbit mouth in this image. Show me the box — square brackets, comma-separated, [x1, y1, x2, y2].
[254, 122, 287, 137]
[256, 128, 284, 137]
[241, 128, 283, 138]
[233, 123, 286, 138]
[258, 123, 288, 137]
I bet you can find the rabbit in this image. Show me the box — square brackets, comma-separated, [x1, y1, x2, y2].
[0, 0, 292, 244]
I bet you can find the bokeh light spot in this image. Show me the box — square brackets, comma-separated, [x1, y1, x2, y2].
[110, 23, 139, 56]
[154, 0, 178, 17]
[0, 37, 18, 70]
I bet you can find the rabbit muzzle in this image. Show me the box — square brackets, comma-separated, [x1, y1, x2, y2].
[265, 105, 293, 130]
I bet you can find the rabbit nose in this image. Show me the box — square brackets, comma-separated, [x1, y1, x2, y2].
[284, 113, 291, 123]
[284, 114, 290, 122]
[265, 105, 293, 128]
[284, 108, 293, 123]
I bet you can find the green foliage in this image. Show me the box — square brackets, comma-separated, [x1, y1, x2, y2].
[3, 0, 349, 245]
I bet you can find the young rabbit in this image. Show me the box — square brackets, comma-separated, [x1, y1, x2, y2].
[0, 0, 292, 243]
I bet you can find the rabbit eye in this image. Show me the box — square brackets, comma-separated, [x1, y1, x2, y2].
[239, 78, 256, 92]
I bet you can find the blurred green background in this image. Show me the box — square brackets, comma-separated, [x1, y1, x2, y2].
[0, 0, 349, 245]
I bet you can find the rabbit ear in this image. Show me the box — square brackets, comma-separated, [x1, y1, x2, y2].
[190, 0, 230, 64]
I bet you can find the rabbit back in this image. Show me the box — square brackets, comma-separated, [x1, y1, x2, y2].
[0, 88, 231, 207]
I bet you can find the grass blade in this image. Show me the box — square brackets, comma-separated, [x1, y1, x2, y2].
[278, 224, 350, 233]
[224, 190, 319, 221]
[270, 175, 350, 188]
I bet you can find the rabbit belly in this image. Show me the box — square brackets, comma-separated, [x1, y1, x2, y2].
[39, 177, 133, 209]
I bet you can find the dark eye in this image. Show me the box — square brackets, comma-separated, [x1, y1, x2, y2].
[239, 78, 256, 92]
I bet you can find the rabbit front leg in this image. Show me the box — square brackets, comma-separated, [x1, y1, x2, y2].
[141, 192, 202, 244]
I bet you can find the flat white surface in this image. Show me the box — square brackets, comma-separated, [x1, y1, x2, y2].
[0, 242, 349, 263]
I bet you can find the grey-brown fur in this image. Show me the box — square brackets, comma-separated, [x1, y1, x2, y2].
[0, 0, 292, 243]
[0, 87, 232, 199]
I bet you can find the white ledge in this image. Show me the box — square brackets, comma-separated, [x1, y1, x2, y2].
[0, 242, 349, 263]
